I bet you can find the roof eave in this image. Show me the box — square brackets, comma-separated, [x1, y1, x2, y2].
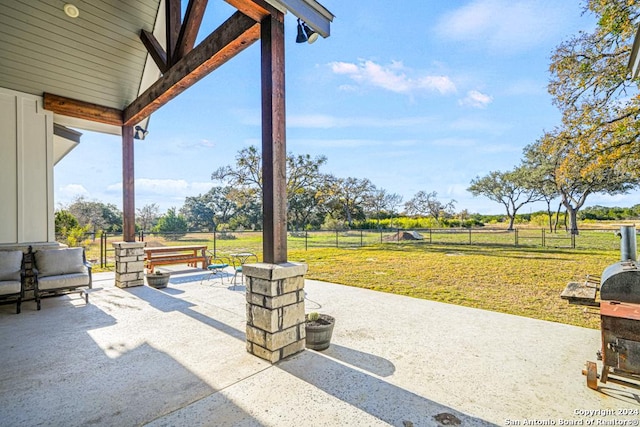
[264, 0, 334, 38]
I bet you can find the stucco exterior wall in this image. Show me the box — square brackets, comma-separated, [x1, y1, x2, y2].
[0, 88, 54, 245]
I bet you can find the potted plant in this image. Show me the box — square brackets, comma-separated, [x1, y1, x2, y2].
[305, 312, 335, 351]
[146, 270, 171, 288]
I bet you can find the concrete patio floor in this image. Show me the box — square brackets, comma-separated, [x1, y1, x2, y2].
[1, 266, 639, 427]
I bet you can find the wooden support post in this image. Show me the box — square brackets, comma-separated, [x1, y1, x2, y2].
[260, 13, 287, 264]
[122, 125, 135, 242]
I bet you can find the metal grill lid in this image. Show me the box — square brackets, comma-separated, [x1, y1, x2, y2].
[600, 261, 640, 303]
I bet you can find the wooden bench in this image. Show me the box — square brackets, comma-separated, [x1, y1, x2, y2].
[145, 245, 208, 273]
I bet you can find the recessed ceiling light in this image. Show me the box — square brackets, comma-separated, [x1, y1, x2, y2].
[63, 3, 79, 18]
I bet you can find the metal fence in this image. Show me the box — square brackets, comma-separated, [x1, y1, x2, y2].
[59, 226, 628, 269]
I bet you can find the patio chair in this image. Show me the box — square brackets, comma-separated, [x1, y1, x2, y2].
[33, 247, 92, 310]
[201, 251, 230, 285]
[0, 250, 25, 314]
[231, 253, 258, 289]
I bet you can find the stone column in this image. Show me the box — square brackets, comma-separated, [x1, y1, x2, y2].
[244, 262, 308, 363]
[112, 242, 145, 288]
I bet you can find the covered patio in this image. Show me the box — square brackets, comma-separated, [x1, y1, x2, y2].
[1, 268, 638, 426]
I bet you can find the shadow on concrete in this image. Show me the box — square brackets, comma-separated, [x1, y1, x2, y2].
[279, 350, 496, 426]
[597, 384, 640, 405]
[322, 343, 396, 377]
[126, 284, 246, 341]
[0, 295, 259, 426]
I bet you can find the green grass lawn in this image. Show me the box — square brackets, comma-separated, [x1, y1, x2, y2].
[86, 228, 627, 330]
[288, 243, 616, 330]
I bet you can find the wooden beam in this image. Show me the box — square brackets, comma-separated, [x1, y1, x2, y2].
[224, 0, 274, 21]
[122, 125, 136, 242]
[124, 11, 260, 126]
[260, 12, 287, 264]
[43, 93, 123, 126]
[140, 29, 168, 73]
[166, 0, 181, 68]
[174, 0, 209, 63]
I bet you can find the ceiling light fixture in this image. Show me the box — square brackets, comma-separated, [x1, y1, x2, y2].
[296, 19, 318, 44]
[63, 3, 80, 18]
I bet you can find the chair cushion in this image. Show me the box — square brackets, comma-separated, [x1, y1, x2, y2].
[0, 250, 23, 282]
[37, 273, 90, 291]
[35, 248, 86, 277]
[208, 263, 229, 270]
[0, 280, 21, 295]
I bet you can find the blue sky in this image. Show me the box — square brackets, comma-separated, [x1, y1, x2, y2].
[54, 0, 639, 215]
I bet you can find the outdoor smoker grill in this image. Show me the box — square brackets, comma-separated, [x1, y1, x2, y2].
[561, 225, 640, 390]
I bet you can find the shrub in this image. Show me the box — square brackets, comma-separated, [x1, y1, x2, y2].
[153, 208, 188, 240]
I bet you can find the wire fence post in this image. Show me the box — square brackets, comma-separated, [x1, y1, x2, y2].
[515, 229, 519, 246]
[305, 230, 308, 251]
[213, 230, 217, 257]
[572, 233, 576, 249]
[468, 228, 472, 245]
[336, 230, 339, 248]
[360, 230, 364, 247]
[100, 232, 105, 268]
[542, 228, 545, 248]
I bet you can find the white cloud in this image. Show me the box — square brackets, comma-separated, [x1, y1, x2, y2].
[58, 184, 89, 198]
[459, 90, 493, 108]
[330, 60, 456, 95]
[435, 0, 567, 53]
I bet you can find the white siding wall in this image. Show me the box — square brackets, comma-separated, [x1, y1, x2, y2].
[0, 88, 54, 245]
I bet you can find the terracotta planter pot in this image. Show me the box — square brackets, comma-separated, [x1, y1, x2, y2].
[146, 272, 170, 288]
[305, 314, 335, 351]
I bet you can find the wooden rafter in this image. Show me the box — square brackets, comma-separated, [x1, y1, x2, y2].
[174, 0, 209, 63]
[124, 11, 260, 126]
[165, 0, 181, 68]
[140, 29, 168, 73]
[43, 93, 123, 126]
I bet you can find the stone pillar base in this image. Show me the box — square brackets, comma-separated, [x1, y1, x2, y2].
[244, 262, 308, 363]
[112, 242, 146, 288]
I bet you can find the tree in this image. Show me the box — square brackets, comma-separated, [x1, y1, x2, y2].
[365, 188, 403, 228]
[54, 210, 78, 235]
[212, 146, 328, 230]
[137, 203, 160, 232]
[66, 196, 122, 234]
[153, 208, 188, 240]
[324, 176, 375, 228]
[522, 146, 562, 232]
[181, 186, 240, 231]
[524, 131, 637, 234]
[54, 210, 90, 247]
[404, 191, 456, 224]
[468, 168, 543, 231]
[548, 0, 640, 181]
